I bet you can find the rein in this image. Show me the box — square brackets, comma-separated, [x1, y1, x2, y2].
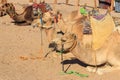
[69, 40, 77, 51]
[60, 37, 77, 52]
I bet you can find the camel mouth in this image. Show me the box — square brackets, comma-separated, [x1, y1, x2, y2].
[49, 42, 69, 53]
[49, 42, 57, 49]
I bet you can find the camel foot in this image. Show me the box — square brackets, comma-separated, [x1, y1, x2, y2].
[86, 66, 104, 75]
[86, 65, 120, 75]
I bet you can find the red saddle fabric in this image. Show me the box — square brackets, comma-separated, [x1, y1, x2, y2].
[32, 3, 48, 13]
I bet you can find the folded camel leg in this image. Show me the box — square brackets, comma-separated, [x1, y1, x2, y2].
[86, 65, 120, 75]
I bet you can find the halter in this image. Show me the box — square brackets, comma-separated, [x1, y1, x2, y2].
[57, 34, 77, 53]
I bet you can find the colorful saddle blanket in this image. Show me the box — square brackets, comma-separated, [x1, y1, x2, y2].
[32, 2, 52, 15]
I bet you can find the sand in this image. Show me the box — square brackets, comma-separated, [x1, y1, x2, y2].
[0, 0, 120, 80]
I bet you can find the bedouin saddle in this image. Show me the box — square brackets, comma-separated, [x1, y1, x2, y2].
[32, 2, 52, 16]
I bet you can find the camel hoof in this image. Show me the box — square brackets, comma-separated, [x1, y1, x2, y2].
[96, 69, 104, 75]
[86, 66, 104, 75]
[86, 66, 97, 73]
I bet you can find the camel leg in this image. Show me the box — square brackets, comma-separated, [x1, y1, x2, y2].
[45, 28, 54, 43]
[45, 29, 49, 41]
[86, 65, 120, 75]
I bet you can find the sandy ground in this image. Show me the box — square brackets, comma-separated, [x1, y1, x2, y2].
[0, 0, 120, 80]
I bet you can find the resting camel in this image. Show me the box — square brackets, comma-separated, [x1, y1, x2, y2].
[0, 2, 51, 24]
[49, 30, 120, 75]
[47, 11, 120, 74]
[0, 3, 33, 23]
[31, 11, 60, 44]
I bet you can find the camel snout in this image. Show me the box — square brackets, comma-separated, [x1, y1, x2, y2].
[49, 42, 57, 49]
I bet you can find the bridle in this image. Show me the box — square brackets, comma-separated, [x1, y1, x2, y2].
[56, 35, 77, 53]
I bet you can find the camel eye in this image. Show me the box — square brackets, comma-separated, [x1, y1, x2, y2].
[61, 39, 66, 42]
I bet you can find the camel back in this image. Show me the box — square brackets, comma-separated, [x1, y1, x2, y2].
[90, 13, 115, 50]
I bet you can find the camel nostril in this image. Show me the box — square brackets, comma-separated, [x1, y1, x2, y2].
[61, 39, 66, 42]
[49, 42, 56, 48]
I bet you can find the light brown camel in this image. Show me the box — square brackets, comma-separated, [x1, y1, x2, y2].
[47, 12, 120, 74]
[32, 11, 64, 42]
[49, 30, 120, 75]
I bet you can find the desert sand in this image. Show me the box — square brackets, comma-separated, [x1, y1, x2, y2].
[0, 0, 120, 80]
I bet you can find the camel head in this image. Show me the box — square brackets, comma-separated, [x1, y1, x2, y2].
[6, 6, 16, 18]
[49, 33, 77, 53]
[32, 12, 53, 28]
[42, 10, 62, 23]
[0, 3, 15, 17]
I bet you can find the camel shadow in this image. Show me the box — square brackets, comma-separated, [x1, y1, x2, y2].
[11, 21, 31, 26]
[60, 58, 89, 72]
[62, 58, 106, 71]
[62, 58, 88, 67]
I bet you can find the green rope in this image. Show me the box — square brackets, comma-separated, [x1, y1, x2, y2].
[60, 70, 88, 77]
[80, 7, 88, 16]
[57, 50, 64, 54]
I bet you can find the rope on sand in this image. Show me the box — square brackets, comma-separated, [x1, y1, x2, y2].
[60, 70, 88, 77]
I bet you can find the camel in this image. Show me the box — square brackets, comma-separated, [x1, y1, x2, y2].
[0, 2, 52, 25]
[32, 11, 65, 42]
[31, 8, 90, 58]
[49, 30, 120, 75]
[47, 11, 120, 74]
